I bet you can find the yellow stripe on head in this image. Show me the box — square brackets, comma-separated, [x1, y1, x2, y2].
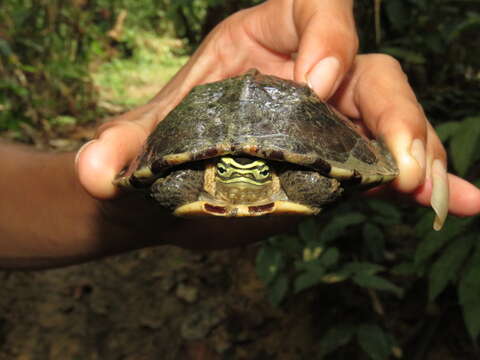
[220, 157, 267, 169]
[216, 156, 271, 185]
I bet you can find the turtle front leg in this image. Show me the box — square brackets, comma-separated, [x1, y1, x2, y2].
[150, 168, 204, 211]
[278, 169, 344, 210]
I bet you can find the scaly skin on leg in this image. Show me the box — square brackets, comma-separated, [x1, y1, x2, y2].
[150, 168, 204, 211]
[279, 169, 343, 209]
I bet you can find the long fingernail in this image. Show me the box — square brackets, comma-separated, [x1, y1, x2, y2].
[410, 139, 426, 172]
[431, 159, 449, 231]
[75, 140, 96, 165]
[307, 57, 341, 99]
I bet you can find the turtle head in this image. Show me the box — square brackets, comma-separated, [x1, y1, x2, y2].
[216, 157, 271, 185]
[214, 156, 273, 204]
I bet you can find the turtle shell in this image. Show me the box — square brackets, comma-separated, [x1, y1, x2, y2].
[118, 69, 398, 189]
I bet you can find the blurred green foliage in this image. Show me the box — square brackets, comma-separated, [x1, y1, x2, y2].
[0, 0, 103, 131]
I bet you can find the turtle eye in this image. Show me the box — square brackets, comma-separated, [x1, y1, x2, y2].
[217, 164, 227, 174]
[259, 169, 269, 177]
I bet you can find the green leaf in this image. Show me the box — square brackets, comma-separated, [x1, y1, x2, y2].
[342, 262, 385, 276]
[415, 216, 473, 265]
[319, 212, 367, 244]
[450, 116, 480, 176]
[461, 302, 480, 343]
[321, 272, 350, 284]
[369, 215, 397, 227]
[446, 14, 480, 42]
[459, 241, 480, 305]
[357, 324, 392, 360]
[367, 199, 402, 223]
[318, 324, 355, 357]
[362, 223, 385, 262]
[0, 39, 13, 56]
[298, 218, 318, 243]
[415, 230, 451, 266]
[353, 273, 403, 297]
[268, 274, 289, 306]
[300, 244, 324, 263]
[435, 121, 461, 143]
[255, 245, 284, 285]
[19, 64, 37, 73]
[294, 267, 326, 293]
[429, 234, 475, 302]
[423, 33, 445, 54]
[295, 259, 325, 272]
[390, 262, 417, 276]
[459, 240, 480, 340]
[269, 235, 303, 254]
[319, 247, 340, 268]
[414, 210, 436, 239]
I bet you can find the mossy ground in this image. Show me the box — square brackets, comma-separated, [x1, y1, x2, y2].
[92, 32, 189, 109]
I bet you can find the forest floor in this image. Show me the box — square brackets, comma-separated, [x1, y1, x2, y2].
[0, 35, 473, 360]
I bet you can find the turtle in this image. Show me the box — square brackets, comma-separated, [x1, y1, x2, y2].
[115, 69, 398, 217]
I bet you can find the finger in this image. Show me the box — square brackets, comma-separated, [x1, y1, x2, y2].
[76, 90, 193, 199]
[231, 0, 357, 97]
[332, 54, 429, 192]
[75, 120, 147, 199]
[414, 174, 480, 217]
[330, 54, 453, 228]
[154, 0, 357, 103]
[292, 0, 358, 99]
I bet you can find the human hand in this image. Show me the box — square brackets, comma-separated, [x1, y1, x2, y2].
[77, 0, 358, 198]
[75, 0, 360, 248]
[76, 0, 479, 243]
[328, 54, 480, 229]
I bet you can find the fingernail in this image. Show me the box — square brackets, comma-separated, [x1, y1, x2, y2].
[431, 159, 449, 231]
[410, 139, 426, 171]
[75, 140, 96, 165]
[307, 56, 341, 99]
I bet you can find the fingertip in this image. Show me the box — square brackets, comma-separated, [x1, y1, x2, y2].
[75, 139, 118, 199]
[74, 139, 96, 167]
[447, 175, 480, 216]
[306, 56, 342, 99]
[414, 174, 480, 217]
[388, 135, 425, 193]
[292, 2, 357, 98]
[76, 121, 147, 200]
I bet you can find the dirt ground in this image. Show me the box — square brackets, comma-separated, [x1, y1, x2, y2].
[0, 244, 309, 360]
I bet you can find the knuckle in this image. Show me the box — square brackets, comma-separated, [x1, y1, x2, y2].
[336, 26, 359, 56]
[321, 25, 358, 68]
[369, 53, 404, 72]
[438, 147, 448, 162]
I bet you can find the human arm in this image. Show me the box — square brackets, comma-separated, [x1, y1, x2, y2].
[0, 143, 108, 268]
[0, 142, 295, 269]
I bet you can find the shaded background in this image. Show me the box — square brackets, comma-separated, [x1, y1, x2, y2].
[1, 0, 480, 359]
